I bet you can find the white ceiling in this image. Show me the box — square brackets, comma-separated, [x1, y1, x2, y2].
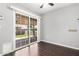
[19, 3, 72, 15]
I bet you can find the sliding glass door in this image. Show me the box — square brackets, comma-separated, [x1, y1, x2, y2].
[15, 13, 38, 48]
[16, 13, 29, 48]
[30, 18, 37, 43]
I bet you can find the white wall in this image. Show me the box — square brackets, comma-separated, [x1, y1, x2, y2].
[42, 3, 79, 49]
[0, 3, 14, 54]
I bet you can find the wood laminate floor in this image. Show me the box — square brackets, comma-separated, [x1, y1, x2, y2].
[4, 41, 79, 56]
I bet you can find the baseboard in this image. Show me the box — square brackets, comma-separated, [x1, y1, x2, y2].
[40, 40, 79, 50]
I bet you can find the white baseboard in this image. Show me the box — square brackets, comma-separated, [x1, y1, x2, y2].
[40, 40, 79, 50]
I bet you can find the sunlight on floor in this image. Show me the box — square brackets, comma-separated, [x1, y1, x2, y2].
[15, 43, 38, 56]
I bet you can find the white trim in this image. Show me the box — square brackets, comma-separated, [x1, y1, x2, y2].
[29, 16, 30, 44]
[41, 40, 79, 50]
[13, 11, 16, 50]
[37, 18, 40, 42]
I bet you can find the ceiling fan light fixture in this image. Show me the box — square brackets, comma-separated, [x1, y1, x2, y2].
[40, 3, 54, 8]
[40, 4, 44, 8]
[49, 3, 54, 6]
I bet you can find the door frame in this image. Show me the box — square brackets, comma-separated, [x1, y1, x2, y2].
[12, 7, 40, 50]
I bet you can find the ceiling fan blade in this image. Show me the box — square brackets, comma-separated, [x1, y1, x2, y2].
[48, 3, 54, 6]
[40, 4, 43, 8]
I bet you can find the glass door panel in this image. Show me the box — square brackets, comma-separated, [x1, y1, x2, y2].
[15, 13, 38, 48]
[30, 18, 37, 43]
[16, 13, 29, 48]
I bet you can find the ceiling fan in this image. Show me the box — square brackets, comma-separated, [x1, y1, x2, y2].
[40, 3, 54, 8]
